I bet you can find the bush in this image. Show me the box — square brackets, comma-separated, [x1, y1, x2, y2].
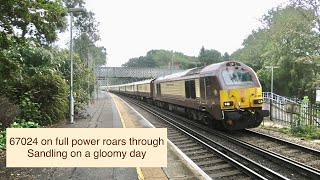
[0, 95, 19, 128]
[291, 125, 320, 139]
[10, 121, 40, 128]
[0, 130, 5, 150]
[15, 91, 41, 123]
[27, 74, 68, 125]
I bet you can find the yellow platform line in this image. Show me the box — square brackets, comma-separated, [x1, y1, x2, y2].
[111, 94, 144, 180]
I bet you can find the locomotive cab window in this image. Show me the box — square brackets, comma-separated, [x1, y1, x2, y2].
[222, 69, 254, 86]
[185, 80, 196, 99]
[205, 77, 211, 87]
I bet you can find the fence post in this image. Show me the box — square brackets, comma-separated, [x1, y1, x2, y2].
[309, 102, 312, 126]
[290, 104, 293, 128]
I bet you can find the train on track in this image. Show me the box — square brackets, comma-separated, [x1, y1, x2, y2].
[108, 61, 269, 130]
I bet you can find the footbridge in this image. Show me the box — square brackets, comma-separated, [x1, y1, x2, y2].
[94, 66, 182, 79]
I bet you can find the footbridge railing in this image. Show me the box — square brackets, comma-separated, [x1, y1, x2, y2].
[94, 66, 182, 79]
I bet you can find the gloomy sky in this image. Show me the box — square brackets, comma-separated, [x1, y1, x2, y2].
[58, 0, 289, 67]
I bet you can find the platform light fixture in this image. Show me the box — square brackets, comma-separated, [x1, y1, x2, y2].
[68, 7, 85, 124]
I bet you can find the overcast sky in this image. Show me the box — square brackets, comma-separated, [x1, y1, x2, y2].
[58, 0, 288, 67]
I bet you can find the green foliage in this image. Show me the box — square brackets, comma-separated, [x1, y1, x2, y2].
[122, 50, 198, 69]
[0, 47, 24, 88]
[262, 124, 320, 140]
[223, 52, 230, 61]
[123, 56, 157, 68]
[27, 74, 68, 125]
[0, 130, 6, 150]
[279, 127, 291, 134]
[198, 46, 223, 66]
[231, 29, 269, 71]
[10, 121, 40, 128]
[0, 0, 68, 47]
[73, 33, 107, 66]
[231, 3, 320, 100]
[15, 91, 41, 123]
[290, 126, 320, 139]
[1, 45, 69, 125]
[73, 11, 101, 42]
[0, 0, 104, 127]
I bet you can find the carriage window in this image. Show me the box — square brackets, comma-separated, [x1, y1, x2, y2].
[156, 84, 161, 95]
[222, 69, 254, 86]
[185, 80, 196, 99]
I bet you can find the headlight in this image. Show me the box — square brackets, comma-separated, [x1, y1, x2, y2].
[253, 99, 263, 104]
[223, 101, 234, 106]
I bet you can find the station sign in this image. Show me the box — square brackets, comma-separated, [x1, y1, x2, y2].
[316, 89, 320, 102]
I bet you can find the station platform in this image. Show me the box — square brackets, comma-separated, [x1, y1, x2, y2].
[58, 91, 207, 180]
[110, 93, 208, 180]
[1, 91, 209, 180]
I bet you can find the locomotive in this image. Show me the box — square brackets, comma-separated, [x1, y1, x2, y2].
[108, 61, 269, 130]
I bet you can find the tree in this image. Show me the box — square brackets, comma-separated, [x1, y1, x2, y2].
[122, 56, 156, 68]
[290, 0, 320, 32]
[122, 50, 197, 69]
[232, 4, 320, 100]
[231, 29, 270, 71]
[0, 0, 68, 47]
[73, 33, 107, 66]
[223, 52, 230, 61]
[0, 0, 106, 126]
[73, 11, 101, 42]
[198, 46, 222, 66]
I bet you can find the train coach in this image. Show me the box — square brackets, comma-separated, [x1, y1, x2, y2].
[108, 61, 269, 130]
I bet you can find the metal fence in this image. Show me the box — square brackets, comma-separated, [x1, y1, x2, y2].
[262, 92, 320, 127]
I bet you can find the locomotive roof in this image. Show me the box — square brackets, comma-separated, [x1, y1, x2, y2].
[155, 61, 246, 82]
[200, 61, 244, 74]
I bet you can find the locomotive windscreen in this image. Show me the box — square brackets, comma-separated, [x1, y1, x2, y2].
[221, 68, 254, 86]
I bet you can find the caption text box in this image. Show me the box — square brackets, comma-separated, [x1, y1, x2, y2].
[6, 128, 167, 167]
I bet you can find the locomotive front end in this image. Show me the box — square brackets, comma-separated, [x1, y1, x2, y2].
[218, 62, 269, 130]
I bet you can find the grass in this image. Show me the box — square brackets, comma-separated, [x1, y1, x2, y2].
[290, 126, 320, 139]
[260, 122, 320, 140]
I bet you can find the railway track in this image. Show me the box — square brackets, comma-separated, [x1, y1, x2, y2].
[235, 129, 320, 170]
[116, 94, 320, 180]
[117, 95, 289, 179]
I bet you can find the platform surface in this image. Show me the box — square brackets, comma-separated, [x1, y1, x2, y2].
[111, 93, 206, 180]
[47, 92, 138, 180]
[3, 91, 206, 180]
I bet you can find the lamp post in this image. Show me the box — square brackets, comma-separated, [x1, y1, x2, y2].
[68, 7, 85, 124]
[266, 66, 279, 120]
